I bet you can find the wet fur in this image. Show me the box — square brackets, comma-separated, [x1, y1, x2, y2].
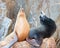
[27, 15, 56, 47]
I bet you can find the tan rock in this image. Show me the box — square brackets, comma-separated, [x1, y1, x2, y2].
[11, 41, 30, 48]
[11, 37, 56, 48]
[41, 37, 56, 48]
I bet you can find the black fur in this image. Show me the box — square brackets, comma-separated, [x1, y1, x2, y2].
[29, 15, 56, 39]
[27, 15, 56, 47]
[39, 16, 56, 38]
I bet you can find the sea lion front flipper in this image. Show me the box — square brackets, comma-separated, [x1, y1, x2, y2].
[35, 37, 43, 46]
[26, 37, 40, 47]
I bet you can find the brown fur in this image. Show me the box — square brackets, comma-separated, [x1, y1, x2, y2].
[14, 8, 30, 41]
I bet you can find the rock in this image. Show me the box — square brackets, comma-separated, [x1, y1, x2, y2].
[0, 17, 12, 41]
[0, 0, 7, 19]
[0, 0, 12, 41]
[41, 37, 56, 48]
[0, 32, 18, 48]
[57, 40, 60, 48]
[11, 37, 56, 48]
[11, 41, 31, 48]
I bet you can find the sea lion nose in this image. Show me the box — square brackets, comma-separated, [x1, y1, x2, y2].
[40, 11, 45, 17]
[40, 11, 46, 19]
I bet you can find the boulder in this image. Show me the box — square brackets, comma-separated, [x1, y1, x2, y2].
[0, 17, 12, 41]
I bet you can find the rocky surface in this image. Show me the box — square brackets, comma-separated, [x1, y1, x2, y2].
[1, 0, 60, 48]
[0, 0, 12, 41]
[0, 17, 12, 41]
[11, 37, 56, 48]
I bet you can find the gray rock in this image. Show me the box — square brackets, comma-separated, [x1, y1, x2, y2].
[0, 17, 12, 41]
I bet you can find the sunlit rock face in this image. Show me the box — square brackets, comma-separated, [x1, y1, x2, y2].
[0, 0, 7, 40]
[2, 0, 60, 27]
[0, 0, 12, 41]
[2, 0, 60, 48]
[0, 0, 7, 23]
